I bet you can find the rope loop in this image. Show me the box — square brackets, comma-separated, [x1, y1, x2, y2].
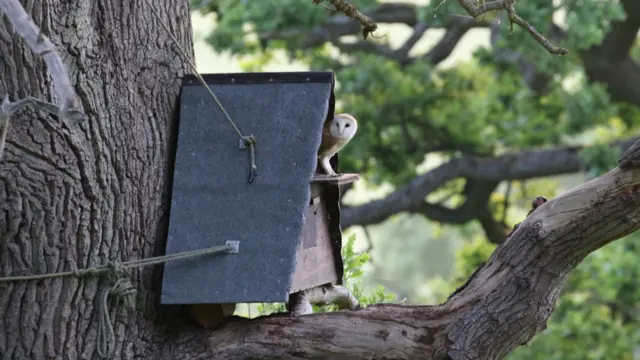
[144, 0, 259, 185]
[96, 263, 138, 358]
[242, 135, 256, 146]
[243, 135, 258, 183]
[0, 244, 233, 359]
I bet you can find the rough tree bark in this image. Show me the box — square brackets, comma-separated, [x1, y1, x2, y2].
[0, 0, 190, 358]
[2, 1, 640, 360]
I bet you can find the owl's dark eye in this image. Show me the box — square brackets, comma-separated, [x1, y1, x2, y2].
[345, 123, 350, 127]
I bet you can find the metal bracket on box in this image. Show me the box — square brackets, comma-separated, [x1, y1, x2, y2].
[225, 240, 240, 253]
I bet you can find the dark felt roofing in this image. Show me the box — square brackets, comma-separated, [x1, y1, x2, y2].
[161, 72, 340, 304]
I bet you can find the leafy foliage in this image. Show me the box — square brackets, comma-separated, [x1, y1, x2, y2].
[194, 0, 636, 187]
[315, 233, 396, 312]
[580, 144, 622, 179]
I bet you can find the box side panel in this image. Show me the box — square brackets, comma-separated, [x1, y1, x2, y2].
[290, 195, 339, 293]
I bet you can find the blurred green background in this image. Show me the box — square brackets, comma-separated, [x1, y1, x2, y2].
[190, 1, 640, 358]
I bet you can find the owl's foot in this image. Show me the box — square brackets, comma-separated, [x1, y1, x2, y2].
[320, 156, 339, 177]
[323, 168, 340, 177]
[322, 168, 340, 177]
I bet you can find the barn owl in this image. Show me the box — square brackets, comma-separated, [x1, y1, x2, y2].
[317, 113, 358, 176]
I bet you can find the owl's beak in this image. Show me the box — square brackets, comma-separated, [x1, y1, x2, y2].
[336, 118, 347, 135]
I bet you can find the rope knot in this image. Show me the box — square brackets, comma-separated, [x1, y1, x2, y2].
[0, 244, 236, 359]
[96, 263, 137, 358]
[242, 134, 256, 146]
[105, 261, 128, 282]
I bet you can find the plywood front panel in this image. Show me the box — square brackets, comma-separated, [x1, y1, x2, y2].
[161, 73, 335, 304]
[290, 195, 339, 293]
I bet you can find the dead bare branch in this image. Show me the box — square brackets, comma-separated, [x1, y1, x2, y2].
[456, 0, 569, 55]
[312, 0, 379, 39]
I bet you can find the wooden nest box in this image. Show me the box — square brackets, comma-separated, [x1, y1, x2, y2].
[161, 72, 360, 317]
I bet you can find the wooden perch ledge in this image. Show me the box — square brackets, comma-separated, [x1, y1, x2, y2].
[163, 142, 640, 360]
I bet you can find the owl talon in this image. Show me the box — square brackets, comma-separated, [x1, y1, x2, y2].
[324, 168, 338, 177]
[319, 156, 337, 176]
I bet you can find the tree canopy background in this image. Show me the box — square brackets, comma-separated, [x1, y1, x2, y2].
[191, 0, 640, 358]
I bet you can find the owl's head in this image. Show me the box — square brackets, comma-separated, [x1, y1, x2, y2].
[330, 113, 358, 139]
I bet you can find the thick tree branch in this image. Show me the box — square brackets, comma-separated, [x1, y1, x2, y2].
[397, 21, 430, 57]
[585, 0, 640, 60]
[421, 17, 478, 66]
[413, 180, 497, 224]
[476, 205, 509, 244]
[414, 180, 507, 244]
[333, 39, 399, 60]
[619, 140, 640, 169]
[581, 0, 640, 107]
[342, 137, 639, 228]
[161, 141, 640, 359]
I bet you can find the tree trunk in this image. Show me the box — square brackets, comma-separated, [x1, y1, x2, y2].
[0, 0, 190, 358]
[3, 1, 640, 360]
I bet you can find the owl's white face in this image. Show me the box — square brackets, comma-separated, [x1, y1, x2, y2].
[329, 113, 358, 139]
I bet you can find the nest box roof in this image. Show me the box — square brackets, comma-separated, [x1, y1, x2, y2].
[161, 72, 342, 304]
